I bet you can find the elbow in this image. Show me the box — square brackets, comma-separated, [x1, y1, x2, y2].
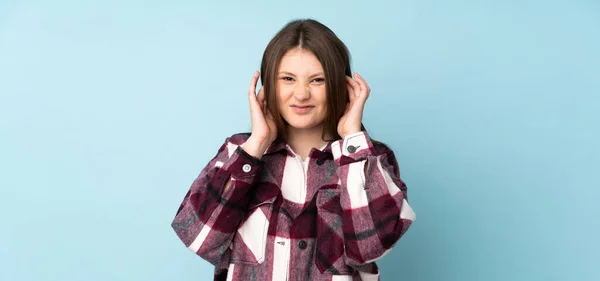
[171, 219, 223, 266]
[344, 246, 393, 267]
[344, 215, 415, 267]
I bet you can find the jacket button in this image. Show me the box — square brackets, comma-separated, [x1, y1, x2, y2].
[242, 164, 252, 173]
[298, 240, 307, 249]
[347, 145, 357, 153]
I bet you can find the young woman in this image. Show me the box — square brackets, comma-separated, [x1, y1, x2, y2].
[171, 19, 416, 281]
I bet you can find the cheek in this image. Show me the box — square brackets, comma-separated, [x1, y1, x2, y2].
[277, 84, 293, 100]
[316, 87, 328, 108]
[276, 89, 291, 111]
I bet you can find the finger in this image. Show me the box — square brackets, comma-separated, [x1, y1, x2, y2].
[346, 76, 360, 97]
[346, 76, 359, 99]
[353, 73, 370, 106]
[262, 101, 268, 117]
[248, 71, 260, 101]
[261, 92, 267, 110]
[345, 81, 357, 115]
[346, 83, 356, 104]
[257, 87, 265, 104]
[354, 72, 371, 95]
[248, 72, 263, 120]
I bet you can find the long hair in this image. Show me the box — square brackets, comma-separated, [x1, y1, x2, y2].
[261, 18, 371, 142]
[259, 19, 393, 170]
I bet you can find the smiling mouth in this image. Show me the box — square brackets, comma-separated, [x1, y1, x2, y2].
[291, 105, 314, 114]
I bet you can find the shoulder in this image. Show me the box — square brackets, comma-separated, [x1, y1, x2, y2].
[371, 139, 395, 156]
[371, 139, 401, 169]
[226, 132, 252, 145]
[214, 132, 251, 154]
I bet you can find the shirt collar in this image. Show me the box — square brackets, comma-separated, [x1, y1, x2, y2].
[263, 137, 335, 159]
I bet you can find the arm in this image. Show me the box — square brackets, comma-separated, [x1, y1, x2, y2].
[331, 131, 416, 267]
[170, 134, 267, 265]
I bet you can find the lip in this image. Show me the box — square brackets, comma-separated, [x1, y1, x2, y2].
[291, 105, 314, 114]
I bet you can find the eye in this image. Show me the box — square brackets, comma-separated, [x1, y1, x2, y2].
[280, 76, 294, 82]
[312, 78, 325, 83]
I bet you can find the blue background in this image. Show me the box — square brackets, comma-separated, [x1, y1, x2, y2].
[1, 1, 598, 280]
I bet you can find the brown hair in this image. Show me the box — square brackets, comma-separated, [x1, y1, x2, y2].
[260, 18, 373, 142]
[255, 19, 399, 176]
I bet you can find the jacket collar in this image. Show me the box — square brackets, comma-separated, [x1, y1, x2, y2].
[263, 137, 335, 159]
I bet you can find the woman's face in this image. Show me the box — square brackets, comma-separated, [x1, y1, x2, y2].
[276, 47, 328, 132]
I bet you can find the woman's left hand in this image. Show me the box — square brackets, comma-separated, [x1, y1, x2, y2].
[338, 72, 370, 139]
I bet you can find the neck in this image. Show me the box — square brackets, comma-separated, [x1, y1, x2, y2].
[285, 125, 333, 156]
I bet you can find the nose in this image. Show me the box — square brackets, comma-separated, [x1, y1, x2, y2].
[293, 83, 310, 101]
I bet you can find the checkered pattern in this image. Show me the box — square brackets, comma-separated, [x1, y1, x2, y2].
[171, 131, 416, 281]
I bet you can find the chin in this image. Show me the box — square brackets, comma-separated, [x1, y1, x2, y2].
[287, 122, 316, 129]
[284, 118, 322, 130]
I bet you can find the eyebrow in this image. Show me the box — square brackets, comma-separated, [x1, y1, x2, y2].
[278, 71, 325, 78]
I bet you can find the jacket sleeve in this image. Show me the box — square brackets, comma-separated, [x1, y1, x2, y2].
[170, 134, 262, 265]
[330, 131, 416, 267]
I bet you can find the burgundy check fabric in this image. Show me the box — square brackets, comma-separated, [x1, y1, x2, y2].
[171, 131, 416, 281]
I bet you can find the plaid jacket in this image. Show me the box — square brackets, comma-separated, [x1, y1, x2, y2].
[171, 131, 416, 281]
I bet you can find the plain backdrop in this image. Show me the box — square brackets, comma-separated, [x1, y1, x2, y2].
[1, 1, 599, 280]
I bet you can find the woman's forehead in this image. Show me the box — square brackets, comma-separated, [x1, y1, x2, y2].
[278, 49, 324, 75]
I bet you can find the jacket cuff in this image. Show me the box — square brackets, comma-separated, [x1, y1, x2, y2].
[223, 145, 262, 183]
[331, 131, 375, 164]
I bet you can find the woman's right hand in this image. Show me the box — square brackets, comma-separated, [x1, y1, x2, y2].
[244, 71, 277, 158]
